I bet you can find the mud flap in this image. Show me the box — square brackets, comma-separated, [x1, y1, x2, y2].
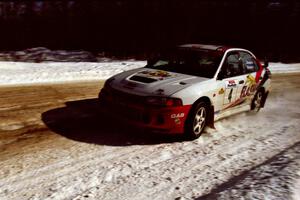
[207, 105, 215, 129]
[261, 91, 269, 108]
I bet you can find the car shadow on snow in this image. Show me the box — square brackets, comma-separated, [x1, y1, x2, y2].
[41, 98, 185, 146]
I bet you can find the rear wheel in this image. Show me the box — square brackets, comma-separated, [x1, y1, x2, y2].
[185, 102, 208, 139]
[251, 90, 264, 112]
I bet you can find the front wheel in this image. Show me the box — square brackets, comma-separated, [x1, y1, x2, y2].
[251, 90, 264, 112]
[185, 102, 208, 139]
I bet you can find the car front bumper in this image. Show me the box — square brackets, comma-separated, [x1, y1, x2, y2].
[99, 97, 192, 134]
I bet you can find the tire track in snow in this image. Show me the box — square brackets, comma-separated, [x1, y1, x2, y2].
[198, 142, 300, 200]
[76, 120, 299, 200]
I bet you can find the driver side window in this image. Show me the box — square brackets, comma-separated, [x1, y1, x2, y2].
[219, 52, 241, 78]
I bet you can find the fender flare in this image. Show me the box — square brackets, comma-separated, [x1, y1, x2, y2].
[187, 96, 215, 129]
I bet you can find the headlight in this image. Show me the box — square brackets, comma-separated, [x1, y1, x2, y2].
[146, 96, 183, 107]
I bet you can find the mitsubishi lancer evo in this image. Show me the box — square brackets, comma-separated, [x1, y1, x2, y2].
[98, 44, 271, 139]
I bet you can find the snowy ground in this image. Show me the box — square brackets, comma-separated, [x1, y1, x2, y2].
[199, 142, 300, 200]
[0, 61, 146, 86]
[0, 61, 300, 86]
[0, 60, 300, 199]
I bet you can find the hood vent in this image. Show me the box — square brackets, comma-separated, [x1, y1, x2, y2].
[129, 76, 157, 83]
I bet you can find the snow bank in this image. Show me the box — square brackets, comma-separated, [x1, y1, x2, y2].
[0, 47, 98, 62]
[269, 62, 300, 74]
[0, 61, 146, 86]
[0, 61, 299, 86]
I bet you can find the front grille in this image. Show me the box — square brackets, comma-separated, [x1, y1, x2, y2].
[103, 88, 152, 124]
[114, 103, 143, 121]
[109, 88, 146, 105]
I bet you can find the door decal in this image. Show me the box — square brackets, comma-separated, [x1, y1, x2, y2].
[223, 80, 238, 105]
[223, 74, 258, 110]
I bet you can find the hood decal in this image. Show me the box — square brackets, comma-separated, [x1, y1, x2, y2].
[137, 70, 177, 80]
[112, 67, 209, 97]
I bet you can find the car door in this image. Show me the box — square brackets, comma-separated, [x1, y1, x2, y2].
[238, 51, 261, 102]
[217, 51, 248, 111]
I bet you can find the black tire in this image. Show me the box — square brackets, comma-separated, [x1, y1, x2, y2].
[185, 102, 208, 139]
[251, 90, 264, 112]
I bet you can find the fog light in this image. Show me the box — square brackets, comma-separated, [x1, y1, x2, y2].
[142, 113, 151, 124]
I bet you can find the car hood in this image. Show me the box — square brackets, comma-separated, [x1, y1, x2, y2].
[108, 68, 209, 96]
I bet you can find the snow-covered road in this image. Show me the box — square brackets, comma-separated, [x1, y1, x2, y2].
[0, 73, 299, 200]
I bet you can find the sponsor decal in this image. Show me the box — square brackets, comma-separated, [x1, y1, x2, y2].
[171, 113, 185, 125]
[246, 61, 254, 67]
[174, 118, 181, 125]
[171, 113, 185, 119]
[140, 70, 172, 78]
[224, 74, 258, 110]
[240, 85, 256, 98]
[240, 74, 257, 98]
[246, 74, 256, 85]
[226, 80, 237, 88]
[223, 87, 237, 105]
[228, 88, 233, 103]
[218, 88, 225, 95]
[224, 98, 246, 110]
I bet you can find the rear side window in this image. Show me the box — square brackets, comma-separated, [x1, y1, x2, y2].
[239, 52, 259, 73]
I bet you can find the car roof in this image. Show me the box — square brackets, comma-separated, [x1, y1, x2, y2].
[178, 44, 230, 53]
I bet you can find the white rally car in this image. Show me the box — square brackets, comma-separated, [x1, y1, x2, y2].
[99, 44, 271, 139]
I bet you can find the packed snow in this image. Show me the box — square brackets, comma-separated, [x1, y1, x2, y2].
[0, 61, 300, 86]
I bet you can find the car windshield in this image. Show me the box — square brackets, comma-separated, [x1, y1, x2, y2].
[146, 49, 223, 78]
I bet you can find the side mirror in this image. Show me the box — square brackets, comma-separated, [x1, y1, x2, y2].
[263, 60, 269, 68]
[260, 58, 269, 68]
